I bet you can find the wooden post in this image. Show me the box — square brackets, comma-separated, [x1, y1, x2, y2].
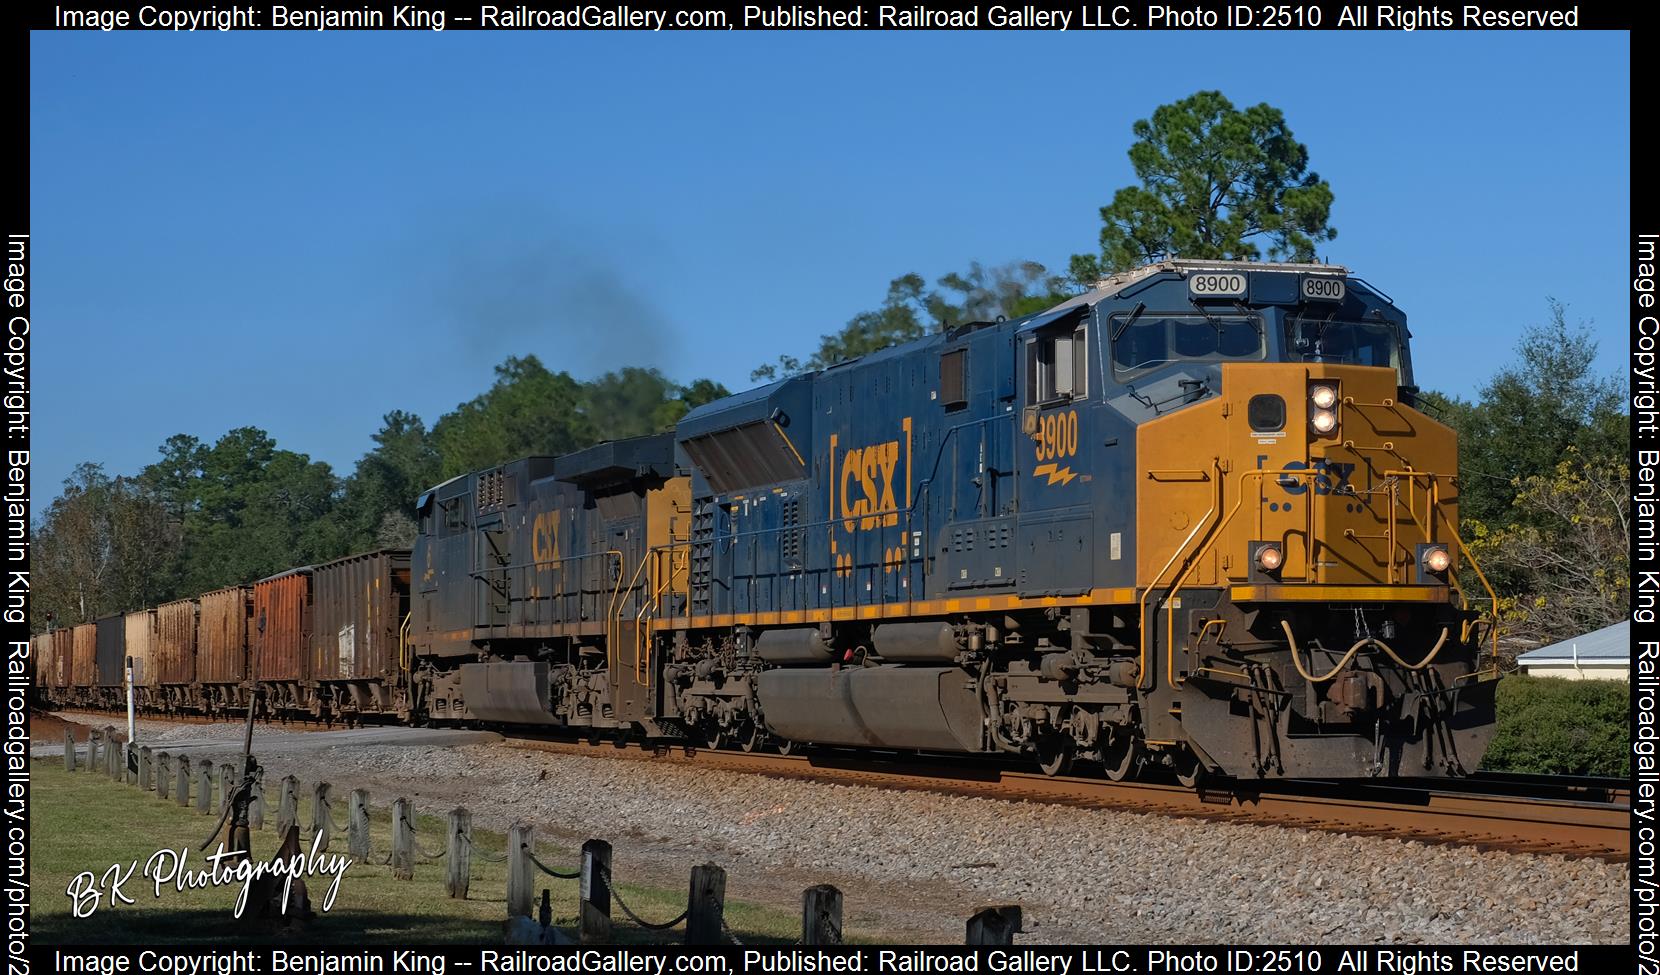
[155, 752, 170, 799]
[87, 731, 100, 774]
[506, 822, 534, 919]
[579, 839, 612, 944]
[965, 906, 1022, 945]
[138, 746, 152, 790]
[106, 727, 119, 778]
[249, 767, 265, 831]
[119, 742, 130, 784]
[685, 863, 726, 946]
[348, 789, 371, 859]
[446, 808, 471, 900]
[311, 782, 331, 851]
[801, 884, 843, 945]
[176, 755, 192, 807]
[276, 775, 299, 836]
[391, 798, 414, 880]
[196, 763, 212, 814]
[220, 763, 236, 815]
[63, 729, 75, 772]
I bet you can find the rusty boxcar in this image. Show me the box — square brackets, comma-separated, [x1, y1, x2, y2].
[124, 609, 157, 706]
[197, 586, 251, 712]
[70, 623, 97, 699]
[32, 633, 55, 704]
[252, 568, 313, 713]
[155, 598, 199, 707]
[40, 629, 70, 694]
[95, 615, 125, 702]
[310, 549, 410, 719]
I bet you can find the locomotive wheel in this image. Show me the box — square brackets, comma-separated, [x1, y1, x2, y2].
[775, 737, 794, 756]
[738, 722, 762, 753]
[1036, 736, 1075, 777]
[1174, 749, 1206, 789]
[1100, 731, 1139, 782]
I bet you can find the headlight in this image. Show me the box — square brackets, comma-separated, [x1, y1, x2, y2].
[1424, 546, 1452, 573]
[1257, 544, 1284, 572]
[1310, 409, 1338, 434]
[1310, 384, 1338, 409]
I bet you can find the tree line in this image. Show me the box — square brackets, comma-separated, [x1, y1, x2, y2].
[31, 90, 1628, 652]
[30, 361, 727, 628]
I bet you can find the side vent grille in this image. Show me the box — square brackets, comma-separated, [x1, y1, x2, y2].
[477, 470, 506, 513]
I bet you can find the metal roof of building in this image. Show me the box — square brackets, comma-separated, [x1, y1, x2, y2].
[1516, 620, 1631, 663]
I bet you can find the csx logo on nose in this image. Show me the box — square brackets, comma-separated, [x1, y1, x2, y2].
[841, 441, 900, 531]
[1285, 459, 1356, 495]
[1259, 456, 1357, 495]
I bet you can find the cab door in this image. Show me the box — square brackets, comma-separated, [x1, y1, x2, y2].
[1017, 310, 1095, 595]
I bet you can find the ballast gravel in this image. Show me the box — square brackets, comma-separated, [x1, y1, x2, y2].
[60, 714, 1628, 945]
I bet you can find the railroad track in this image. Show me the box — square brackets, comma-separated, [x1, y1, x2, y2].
[504, 735, 1632, 864]
[48, 706, 1629, 862]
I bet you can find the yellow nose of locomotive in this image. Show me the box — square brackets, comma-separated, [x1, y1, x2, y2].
[1137, 362, 1464, 595]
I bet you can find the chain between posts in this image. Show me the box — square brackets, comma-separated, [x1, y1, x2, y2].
[600, 865, 689, 931]
[526, 850, 581, 880]
[401, 806, 449, 862]
[322, 791, 351, 833]
[463, 831, 510, 863]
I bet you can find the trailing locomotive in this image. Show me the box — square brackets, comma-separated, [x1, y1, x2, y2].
[38, 260, 1503, 783]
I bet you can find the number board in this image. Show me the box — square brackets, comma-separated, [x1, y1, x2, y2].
[1300, 275, 1346, 302]
[1187, 272, 1247, 299]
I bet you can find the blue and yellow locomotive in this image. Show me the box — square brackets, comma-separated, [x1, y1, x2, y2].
[409, 259, 1501, 782]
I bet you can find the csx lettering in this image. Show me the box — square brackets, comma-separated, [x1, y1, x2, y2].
[1277, 459, 1356, 496]
[531, 511, 560, 566]
[841, 441, 900, 531]
[1035, 409, 1079, 461]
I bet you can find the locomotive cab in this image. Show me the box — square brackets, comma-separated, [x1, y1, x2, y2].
[1094, 261, 1499, 780]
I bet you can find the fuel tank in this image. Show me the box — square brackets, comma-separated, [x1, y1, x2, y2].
[756, 665, 983, 752]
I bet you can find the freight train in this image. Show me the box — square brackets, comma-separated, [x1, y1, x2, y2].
[34, 259, 1503, 784]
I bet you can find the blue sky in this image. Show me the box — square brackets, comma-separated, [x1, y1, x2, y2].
[30, 30, 1630, 501]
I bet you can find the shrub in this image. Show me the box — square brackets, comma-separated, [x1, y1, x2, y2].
[1479, 675, 1628, 776]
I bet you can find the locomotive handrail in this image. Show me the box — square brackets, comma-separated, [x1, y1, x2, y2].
[468, 550, 624, 632]
[1141, 466, 1322, 691]
[467, 549, 626, 578]
[605, 549, 640, 680]
[643, 412, 1024, 626]
[1136, 457, 1224, 690]
[1383, 469, 1502, 671]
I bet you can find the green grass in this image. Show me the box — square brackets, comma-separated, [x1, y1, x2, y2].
[30, 760, 806, 945]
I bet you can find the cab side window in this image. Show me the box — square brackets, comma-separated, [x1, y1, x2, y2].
[1027, 324, 1088, 405]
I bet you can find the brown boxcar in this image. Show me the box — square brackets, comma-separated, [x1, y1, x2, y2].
[31, 634, 51, 702]
[125, 610, 158, 700]
[155, 598, 199, 690]
[310, 550, 410, 716]
[95, 615, 125, 690]
[39, 630, 69, 691]
[252, 568, 313, 711]
[198, 586, 251, 704]
[41, 631, 61, 689]
[70, 622, 97, 693]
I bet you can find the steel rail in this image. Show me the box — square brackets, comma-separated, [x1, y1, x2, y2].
[504, 735, 1630, 863]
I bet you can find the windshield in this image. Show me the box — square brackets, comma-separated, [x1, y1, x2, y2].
[1110, 314, 1264, 379]
[1285, 317, 1402, 371]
